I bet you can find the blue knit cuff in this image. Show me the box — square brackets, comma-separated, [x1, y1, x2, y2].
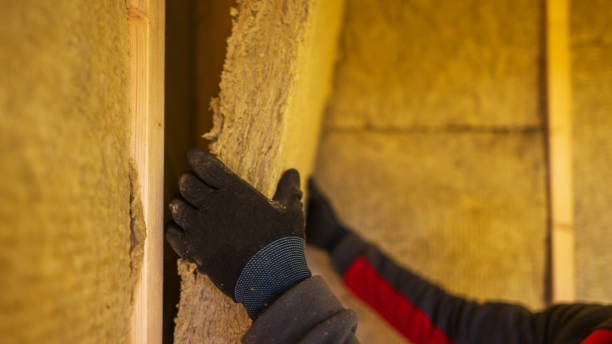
[235, 236, 311, 318]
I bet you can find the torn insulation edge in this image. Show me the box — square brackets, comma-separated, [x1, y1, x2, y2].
[202, 97, 225, 142]
[128, 159, 147, 303]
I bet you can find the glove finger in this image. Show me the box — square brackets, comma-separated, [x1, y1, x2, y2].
[179, 172, 217, 208]
[165, 221, 190, 259]
[169, 196, 198, 232]
[307, 178, 327, 212]
[273, 169, 302, 209]
[186, 148, 233, 189]
[307, 178, 321, 200]
[306, 179, 339, 229]
[308, 178, 333, 203]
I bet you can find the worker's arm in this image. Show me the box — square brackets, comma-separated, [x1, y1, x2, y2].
[307, 181, 612, 344]
[165, 149, 358, 344]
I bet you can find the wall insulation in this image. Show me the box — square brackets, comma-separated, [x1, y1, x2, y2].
[173, 0, 344, 342]
[0, 1, 144, 344]
[313, 0, 547, 341]
[571, 0, 612, 303]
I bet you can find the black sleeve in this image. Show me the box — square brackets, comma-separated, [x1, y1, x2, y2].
[330, 232, 612, 344]
[242, 276, 359, 344]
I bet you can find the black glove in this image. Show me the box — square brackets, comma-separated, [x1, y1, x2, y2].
[305, 179, 349, 253]
[166, 149, 310, 316]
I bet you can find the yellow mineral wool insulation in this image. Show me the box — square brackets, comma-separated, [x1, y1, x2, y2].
[313, 132, 549, 342]
[313, 0, 547, 341]
[315, 131, 548, 304]
[205, 0, 344, 194]
[325, 0, 544, 130]
[570, 0, 612, 303]
[174, 0, 344, 342]
[0, 1, 145, 343]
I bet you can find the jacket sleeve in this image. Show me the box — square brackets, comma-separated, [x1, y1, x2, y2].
[242, 276, 359, 344]
[330, 232, 612, 344]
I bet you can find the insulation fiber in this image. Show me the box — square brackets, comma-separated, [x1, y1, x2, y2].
[325, 0, 544, 130]
[0, 1, 144, 343]
[313, 0, 547, 341]
[174, 0, 344, 342]
[571, 0, 612, 303]
[315, 132, 547, 304]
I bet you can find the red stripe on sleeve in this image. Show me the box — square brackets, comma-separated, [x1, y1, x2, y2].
[343, 256, 455, 344]
[582, 329, 612, 344]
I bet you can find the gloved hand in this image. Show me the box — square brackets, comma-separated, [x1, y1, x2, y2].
[166, 148, 310, 317]
[305, 180, 348, 253]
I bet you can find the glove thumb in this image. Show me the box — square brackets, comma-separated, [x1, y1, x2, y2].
[273, 169, 302, 211]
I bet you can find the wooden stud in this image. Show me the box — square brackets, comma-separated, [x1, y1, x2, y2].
[546, 0, 575, 303]
[128, 0, 165, 343]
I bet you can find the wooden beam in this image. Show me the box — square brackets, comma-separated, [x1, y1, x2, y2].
[546, 0, 575, 303]
[128, 0, 165, 343]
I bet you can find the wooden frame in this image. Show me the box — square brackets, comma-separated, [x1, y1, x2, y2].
[121, 1, 576, 339]
[128, 0, 165, 343]
[546, 0, 575, 303]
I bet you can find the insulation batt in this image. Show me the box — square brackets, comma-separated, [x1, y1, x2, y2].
[0, 1, 146, 344]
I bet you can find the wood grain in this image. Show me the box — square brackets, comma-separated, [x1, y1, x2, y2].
[128, 0, 165, 343]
